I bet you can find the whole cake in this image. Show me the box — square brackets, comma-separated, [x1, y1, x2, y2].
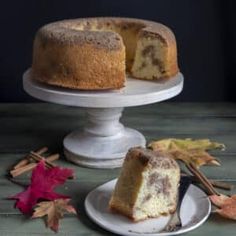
[109, 147, 180, 221]
[32, 17, 179, 90]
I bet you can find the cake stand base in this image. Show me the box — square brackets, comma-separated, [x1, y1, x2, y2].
[63, 107, 146, 168]
[23, 69, 183, 169]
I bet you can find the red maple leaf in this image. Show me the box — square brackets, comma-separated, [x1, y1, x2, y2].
[9, 161, 74, 214]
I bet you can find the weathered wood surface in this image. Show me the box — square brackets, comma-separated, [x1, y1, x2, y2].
[0, 103, 236, 235]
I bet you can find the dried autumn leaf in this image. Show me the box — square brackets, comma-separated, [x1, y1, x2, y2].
[210, 194, 236, 220]
[210, 194, 236, 207]
[9, 160, 74, 214]
[148, 138, 225, 168]
[32, 199, 77, 232]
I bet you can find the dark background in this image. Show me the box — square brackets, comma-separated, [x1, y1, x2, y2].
[0, 0, 236, 102]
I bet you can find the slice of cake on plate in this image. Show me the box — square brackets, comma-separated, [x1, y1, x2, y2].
[109, 147, 180, 221]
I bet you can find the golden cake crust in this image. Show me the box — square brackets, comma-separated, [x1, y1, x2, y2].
[32, 17, 179, 90]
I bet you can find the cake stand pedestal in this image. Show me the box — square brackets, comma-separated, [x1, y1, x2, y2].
[23, 69, 183, 168]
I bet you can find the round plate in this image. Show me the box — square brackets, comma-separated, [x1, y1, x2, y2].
[23, 69, 183, 108]
[85, 179, 211, 236]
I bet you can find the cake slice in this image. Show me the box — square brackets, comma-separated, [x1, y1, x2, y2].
[131, 26, 178, 80]
[109, 147, 180, 221]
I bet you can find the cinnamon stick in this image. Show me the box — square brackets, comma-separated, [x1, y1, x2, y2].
[209, 180, 233, 191]
[10, 163, 37, 177]
[10, 154, 59, 177]
[13, 147, 48, 169]
[181, 172, 233, 191]
[186, 162, 220, 195]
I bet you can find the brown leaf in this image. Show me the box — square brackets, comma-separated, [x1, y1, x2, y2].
[210, 194, 235, 207]
[32, 199, 77, 232]
[210, 194, 236, 220]
[148, 138, 225, 168]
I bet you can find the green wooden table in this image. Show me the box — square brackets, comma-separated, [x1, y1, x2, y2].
[0, 103, 236, 235]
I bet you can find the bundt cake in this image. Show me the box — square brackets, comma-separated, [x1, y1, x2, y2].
[32, 17, 179, 90]
[109, 147, 180, 221]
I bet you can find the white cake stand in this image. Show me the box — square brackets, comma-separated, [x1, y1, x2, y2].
[23, 69, 183, 168]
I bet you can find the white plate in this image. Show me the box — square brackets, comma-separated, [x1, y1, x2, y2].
[85, 179, 211, 236]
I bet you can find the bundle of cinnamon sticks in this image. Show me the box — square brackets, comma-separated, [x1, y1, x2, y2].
[10, 147, 59, 178]
[184, 162, 233, 194]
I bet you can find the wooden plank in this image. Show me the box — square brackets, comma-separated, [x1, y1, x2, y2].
[0, 132, 234, 154]
[125, 104, 236, 118]
[0, 135, 234, 154]
[0, 215, 114, 236]
[0, 152, 235, 181]
[0, 179, 110, 214]
[1, 103, 236, 117]
[0, 213, 235, 236]
[0, 154, 120, 180]
[1, 104, 236, 153]
[1, 179, 236, 235]
[0, 171, 236, 215]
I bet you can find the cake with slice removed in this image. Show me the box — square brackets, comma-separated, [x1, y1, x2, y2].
[32, 17, 179, 90]
[109, 147, 180, 221]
